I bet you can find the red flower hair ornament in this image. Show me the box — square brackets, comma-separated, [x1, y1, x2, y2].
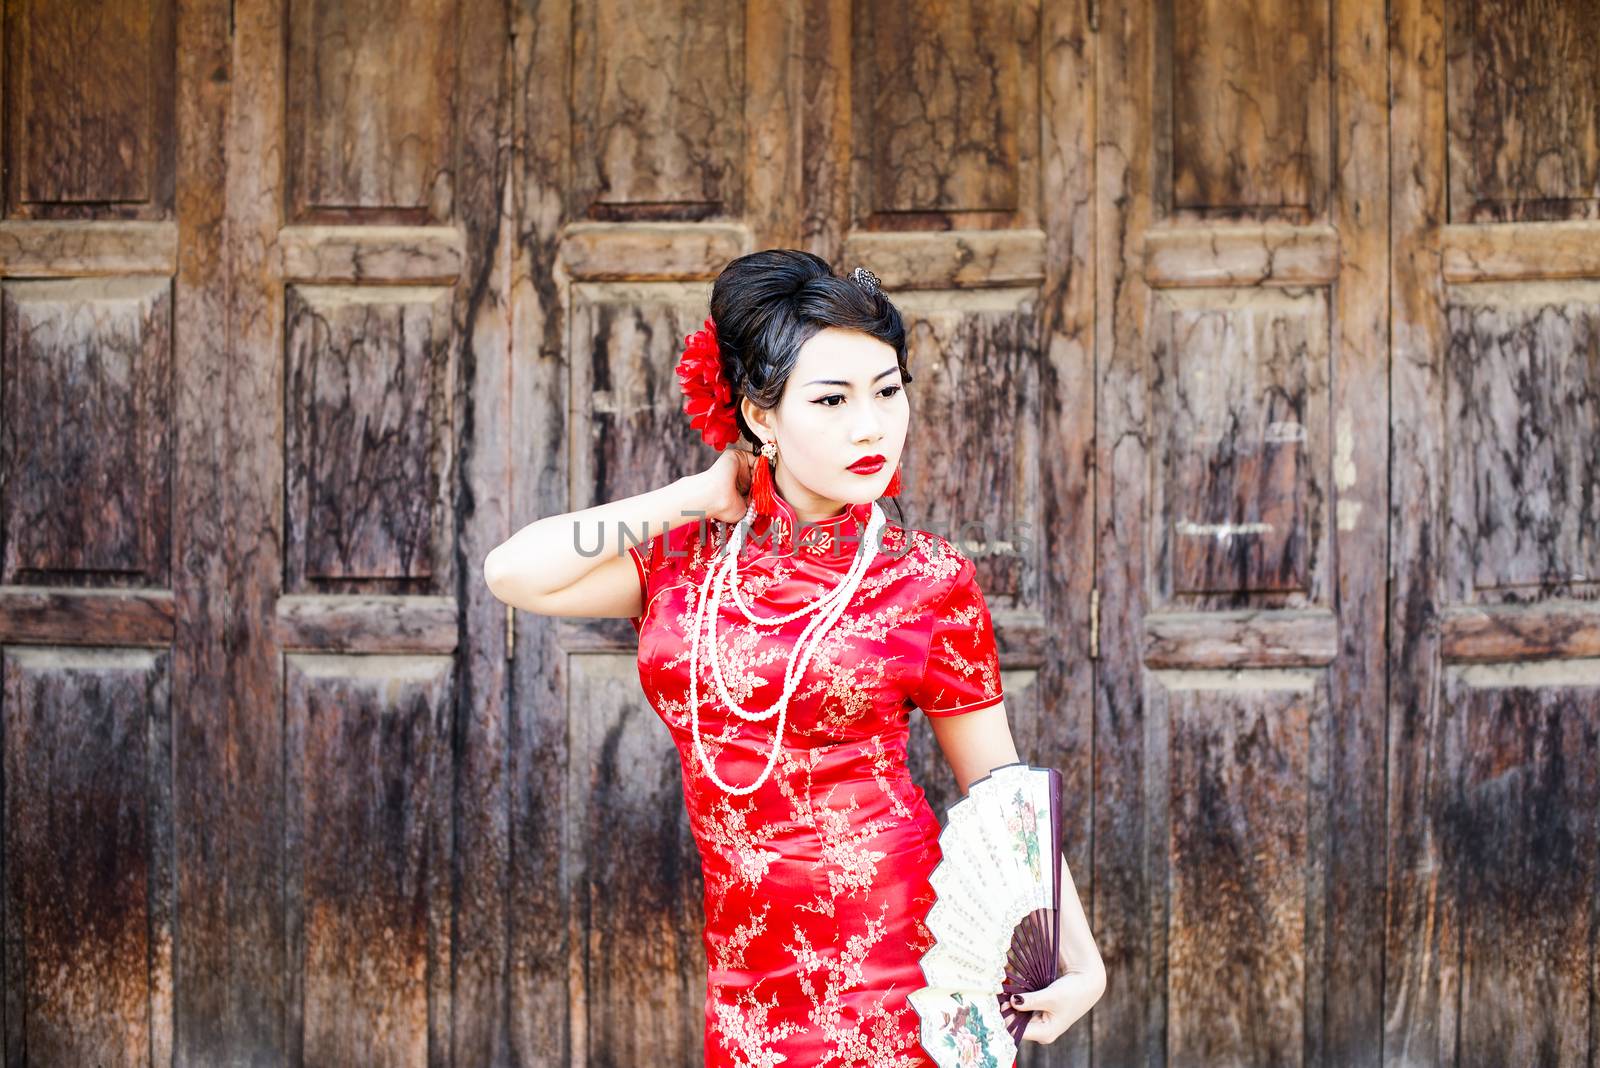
[676, 316, 741, 452]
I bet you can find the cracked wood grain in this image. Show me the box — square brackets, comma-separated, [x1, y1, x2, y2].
[1099, 2, 1388, 1066]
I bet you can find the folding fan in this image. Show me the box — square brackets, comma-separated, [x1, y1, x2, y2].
[910, 762, 1064, 1066]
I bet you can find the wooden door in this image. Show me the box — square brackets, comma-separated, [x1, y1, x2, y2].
[1095, 0, 1390, 1065]
[1388, 1, 1600, 1065]
[505, 0, 1096, 1063]
[221, 0, 506, 1064]
[1, 2, 197, 1064]
[3, 0, 509, 1062]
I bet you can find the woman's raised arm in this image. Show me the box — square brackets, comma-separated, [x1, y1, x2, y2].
[483, 448, 755, 617]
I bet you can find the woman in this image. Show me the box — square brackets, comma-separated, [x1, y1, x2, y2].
[485, 250, 1105, 1065]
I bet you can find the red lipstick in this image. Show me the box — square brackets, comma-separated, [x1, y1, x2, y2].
[848, 454, 886, 474]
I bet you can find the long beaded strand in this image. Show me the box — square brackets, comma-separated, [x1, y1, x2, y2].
[688, 499, 884, 795]
[703, 506, 879, 724]
[689, 532, 873, 795]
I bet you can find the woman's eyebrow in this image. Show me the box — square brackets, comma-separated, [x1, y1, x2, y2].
[804, 366, 900, 387]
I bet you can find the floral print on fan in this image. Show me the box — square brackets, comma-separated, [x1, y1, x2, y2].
[1007, 788, 1042, 883]
[926, 993, 1006, 1068]
[630, 494, 1007, 1066]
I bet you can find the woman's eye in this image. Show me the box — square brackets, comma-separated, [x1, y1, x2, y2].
[813, 386, 902, 407]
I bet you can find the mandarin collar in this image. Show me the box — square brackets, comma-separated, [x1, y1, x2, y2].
[743, 491, 877, 563]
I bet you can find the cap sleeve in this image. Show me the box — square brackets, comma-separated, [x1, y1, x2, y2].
[627, 528, 670, 636]
[910, 554, 1005, 716]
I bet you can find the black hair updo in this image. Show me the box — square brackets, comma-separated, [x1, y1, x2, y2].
[709, 249, 913, 450]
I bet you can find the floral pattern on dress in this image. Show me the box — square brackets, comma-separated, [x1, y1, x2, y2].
[630, 495, 1006, 1066]
[699, 795, 783, 924]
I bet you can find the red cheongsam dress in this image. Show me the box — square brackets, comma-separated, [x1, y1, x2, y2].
[629, 490, 1006, 1067]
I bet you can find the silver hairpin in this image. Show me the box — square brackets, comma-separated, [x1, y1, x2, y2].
[851, 266, 881, 294]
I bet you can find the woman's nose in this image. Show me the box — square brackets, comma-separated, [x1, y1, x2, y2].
[852, 413, 882, 442]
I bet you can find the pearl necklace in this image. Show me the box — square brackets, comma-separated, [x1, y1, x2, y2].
[688, 498, 884, 795]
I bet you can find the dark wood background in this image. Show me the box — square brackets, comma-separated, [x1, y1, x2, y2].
[0, 0, 1593, 1065]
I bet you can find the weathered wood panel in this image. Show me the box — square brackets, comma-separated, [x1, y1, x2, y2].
[284, 284, 454, 590]
[283, 654, 455, 1067]
[851, 0, 1041, 232]
[569, 0, 746, 221]
[1389, 1, 1457, 1062]
[1445, 0, 1600, 224]
[2, 647, 174, 1066]
[568, 280, 720, 514]
[857, 2, 1028, 216]
[1144, 224, 1341, 288]
[1152, 286, 1328, 600]
[0, 3, 226, 1065]
[286, 0, 461, 222]
[0, 220, 178, 277]
[1161, 670, 1323, 1068]
[1441, 221, 1600, 282]
[507, 0, 578, 1061]
[1446, 663, 1599, 1067]
[890, 287, 1043, 606]
[447, 2, 515, 1062]
[1172, 0, 1328, 216]
[226, 5, 295, 1055]
[1444, 282, 1600, 597]
[1, 278, 172, 587]
[557, 269, 730, 1066]
[1442, 600, 1600, 662]
[2, 0, 176, 217]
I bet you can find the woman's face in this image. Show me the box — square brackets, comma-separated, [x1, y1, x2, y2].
[741, 326, 909, 524]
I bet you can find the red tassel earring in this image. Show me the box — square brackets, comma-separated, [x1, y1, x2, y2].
[750, 441, 780, 515]
[883, 463, 903, 498]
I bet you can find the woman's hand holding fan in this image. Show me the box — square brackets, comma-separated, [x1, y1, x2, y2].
[910, 763, 1069, 1067]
